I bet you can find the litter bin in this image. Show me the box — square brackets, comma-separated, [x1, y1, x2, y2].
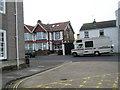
[25, 58, 30, 67]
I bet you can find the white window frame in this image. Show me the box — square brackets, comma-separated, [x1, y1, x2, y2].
[24, 33, 33, 41]
[99, 30, 104, 37]
[36, 32, 47, 40]
[0, 0, 6, 14]
[0, 29, 7, 60]
[84, 31, 89, 38]
[55, 32, 60, 40]
[35, 42, 47, 50]
[25, 43, 33, 50]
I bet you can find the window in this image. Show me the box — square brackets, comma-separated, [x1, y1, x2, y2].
[25, 43, 33, 50]
[43, 32, 47, 39]
[55, 32, 60, 40]
[99, 30, 104, 36]
[43, 43, 47, 50]
[77, 44, 83, 48]
[0, 30, 6, 60]
[76, 40, 82, 43]
[36, 43, 47, 50]
[24, 33, 32, 41]
[0, 0, 5, 13]
[84, 31, 89, 38]
[36, 32, 47, 40]
[85, 41, 93, 47]
[54, 44, 62, 49]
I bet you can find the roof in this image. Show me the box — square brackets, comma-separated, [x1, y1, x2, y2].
[24, 20, 74, 33]
[80, 20, 116, 31]
[24, 24, 34, 32]
[49, 21, 70, 31]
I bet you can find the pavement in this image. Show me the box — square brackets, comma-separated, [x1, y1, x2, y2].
[2, 56, 67, 89]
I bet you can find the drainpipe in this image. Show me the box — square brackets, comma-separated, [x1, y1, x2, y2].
[15, 0, 19, 70]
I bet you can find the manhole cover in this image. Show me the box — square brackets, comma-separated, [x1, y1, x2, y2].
[61, 79, 67, 81]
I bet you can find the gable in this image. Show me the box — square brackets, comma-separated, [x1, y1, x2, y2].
[24, 28, 30, 33]
[34, 24, 46, 32]
[24, 25, 34, 33]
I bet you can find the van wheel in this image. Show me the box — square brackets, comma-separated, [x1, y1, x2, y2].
[94, 51, 100, 56]
[72, 52, 78, 57]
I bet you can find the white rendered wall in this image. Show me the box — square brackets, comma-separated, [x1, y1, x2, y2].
[79, 27, 118, 52]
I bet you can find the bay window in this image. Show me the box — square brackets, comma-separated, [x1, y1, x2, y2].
[36, 32, 47, 40]
[24, 33, 33, 41]
[25, 43, 33, 50]
[36, 42, 47, 50]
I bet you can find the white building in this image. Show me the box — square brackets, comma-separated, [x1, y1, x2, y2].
[79, 20, 118, 52]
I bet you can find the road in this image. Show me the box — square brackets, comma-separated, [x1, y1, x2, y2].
[6, 54, 119, 89]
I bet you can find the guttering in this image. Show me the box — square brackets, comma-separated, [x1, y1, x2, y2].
[15, 0, 19, 70]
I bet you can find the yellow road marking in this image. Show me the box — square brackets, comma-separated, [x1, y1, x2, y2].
[13, 66, 120, 89]
[83, 81, 89, 84]
[13, 62, 71, 89]
[98, 82, 102, 85]
[112, 84, 118, 88]
[79, 85, 84, 87]
[26, 73, 120, 88]
[95, 86, 100, 88]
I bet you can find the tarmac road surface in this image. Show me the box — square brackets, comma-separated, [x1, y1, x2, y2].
[7, 58, 119, 89]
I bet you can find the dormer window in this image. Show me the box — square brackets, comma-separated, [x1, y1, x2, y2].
[52, 25, 55, 27]
[52, 24, 60, 27]
[0, 0, 6, 13]
[56, 24, 59, 27]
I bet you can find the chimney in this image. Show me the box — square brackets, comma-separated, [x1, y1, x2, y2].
[93, 19, 96, 27]
[93, 19, 96, 24]
[37, 20, 42, 24]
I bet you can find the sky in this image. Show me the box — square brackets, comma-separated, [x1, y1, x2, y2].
[23, 0, 119, 37]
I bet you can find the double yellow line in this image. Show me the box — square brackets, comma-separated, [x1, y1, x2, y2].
[13, 62, 71, 90]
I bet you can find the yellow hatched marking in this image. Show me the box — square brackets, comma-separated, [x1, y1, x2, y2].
[112, 84, 118, 88]
[23, 72, 120, 88]
[83, 81, 89, 84]
[95, 86, 100, 88]
[98, 82, 102, 85]
[51, 82, 72, 86]
[79, 85, 84, 87]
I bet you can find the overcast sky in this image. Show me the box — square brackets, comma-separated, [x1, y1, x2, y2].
[23, 0, 119, 37]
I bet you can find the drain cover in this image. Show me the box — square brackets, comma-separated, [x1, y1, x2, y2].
[61, 79, 67, 81]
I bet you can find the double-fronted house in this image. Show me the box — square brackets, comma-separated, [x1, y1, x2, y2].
[0, 0, 25, 65]
[24, 20, 75, 55]
[79, 19, 118, 52]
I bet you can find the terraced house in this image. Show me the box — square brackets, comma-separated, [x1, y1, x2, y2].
[24, 20, 75, 55]
[0, 0, 25, 64]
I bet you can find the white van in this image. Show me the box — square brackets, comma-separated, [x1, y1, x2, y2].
[71, 37, 113, 57]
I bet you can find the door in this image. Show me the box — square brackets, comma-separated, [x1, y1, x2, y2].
[77, 44, 84, 55]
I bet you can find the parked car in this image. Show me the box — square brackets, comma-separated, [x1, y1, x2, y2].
[25, 50, 36, 58]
